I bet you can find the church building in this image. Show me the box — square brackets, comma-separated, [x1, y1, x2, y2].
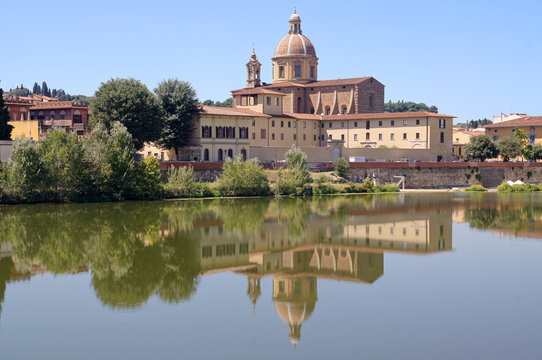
[148, 10, 454, 162]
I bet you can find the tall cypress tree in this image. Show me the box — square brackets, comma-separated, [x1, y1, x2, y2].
[41, 81, 49, 96]
[0, 89, 14, 140]
[33, 82, 41, 94]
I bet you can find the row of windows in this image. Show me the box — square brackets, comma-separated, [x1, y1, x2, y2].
[204, 148, 248, 161]
[265, 97, 280, 106]
[277, 65, 316, 79]
[348, 132, 423, 141]
[201, 243, 249, 258]
[201, 126, 249, 139]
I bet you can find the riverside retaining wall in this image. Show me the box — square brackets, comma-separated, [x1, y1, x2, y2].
[161, 161, 542, 189]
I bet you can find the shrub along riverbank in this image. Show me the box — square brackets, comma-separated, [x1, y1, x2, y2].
[0, 133, 398, 204]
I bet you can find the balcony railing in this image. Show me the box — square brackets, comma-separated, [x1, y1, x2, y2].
[42, 119, 73, 127]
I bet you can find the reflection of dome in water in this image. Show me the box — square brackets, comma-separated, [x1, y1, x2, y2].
[272, 276, 317, 346]
[274, 300, 316, 345]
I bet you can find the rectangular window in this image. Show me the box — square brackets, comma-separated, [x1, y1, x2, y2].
[310, 66, 315, 78]
[328, 134, 332, 140]
[416, 132, 420, 139]
[288, 121, 291, 128]
[342, 106, 347, 114]
[226, 244, 236, 256]
[261, 129, 266, 139]
[354, 121, 358, 127]
[280, 133, 284, 140]
[403, 133, 407, 140]
[391, 120, 395, 126]
[329, 122, 332, 128]
[378, 120, 382, 127]
[293, 134, 296, 140]
[202, 246, 212, 258]
[303, 121, 306, 129]
[272, 120, 275, 127]
[239, 243, 249, 254]
[378, 133, 382, 141]
[366, 121, 370, 130]
[354, 134, 358, 141]
[295, 65, 301, 77]
[279, 66, 285, 78]
[303, 134, 306, 141]
[391, 133, 395, 140]
[341, 134, 345, 140]
[252, 132, 255, 140]
[416, 119, 420, 125]
[216, 245, 225, 257]
[272, 133, 275, 140]
[314, 134, 317, 141]
[439, 119, 446, 129]
[341, 122, 345, 128]
[293, 122, 296, 128]
[440, 132, 445, 143]
[366, 132, 370, 140]
[281, 121, 284, 128]
[314, 123, 317, 129]
[325, 107, 330, 115]
[321, 123, 324, 128]
[276, 98, 280, 106]
[266, 96, 271, 105]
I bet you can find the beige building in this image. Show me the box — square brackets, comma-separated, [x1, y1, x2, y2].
[484, 116, 542, 145]
[452, 128, 484, 160]
[143, 10, 455, 162]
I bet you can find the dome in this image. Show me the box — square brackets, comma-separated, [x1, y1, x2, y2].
[274, 34, 316, 57]
[289, 13, 301, 22]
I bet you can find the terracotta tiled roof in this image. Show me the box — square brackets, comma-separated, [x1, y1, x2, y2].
[3, 98, 32, 105]
[30, 101, 88, 110]
[231, 88, 285, 96]
[283, 111, 455, 121]
[274, 33, 316, 57]
[199, 105, 270, 117]
[483, 116, 542, 128]
[262, 77, 374, 89]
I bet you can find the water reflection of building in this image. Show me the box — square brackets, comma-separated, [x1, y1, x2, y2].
[194, 208, 452, 345]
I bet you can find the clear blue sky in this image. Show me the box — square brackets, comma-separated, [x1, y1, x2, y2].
[2, 0, 541, 123]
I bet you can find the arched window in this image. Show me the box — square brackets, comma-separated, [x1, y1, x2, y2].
[38, 111, 45, 120]
[20, 107, 27, 120]
[218, 149, 223, 162]
[60, 110, 66, 120]
[49, 111, 56, 120]
[204, 149, 209, 161]
[73, 110, 82, 123]
[227, 149, 233, 159]
[241, 149, 247, 161]
[297, 97, 302, 113]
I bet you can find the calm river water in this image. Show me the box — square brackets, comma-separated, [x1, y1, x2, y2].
[1, 193, 542, 359]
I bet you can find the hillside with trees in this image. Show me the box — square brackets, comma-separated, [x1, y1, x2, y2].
[6, 81, 92, 105]
[202, 98, 233, 108]
[455, 118, 493, 129]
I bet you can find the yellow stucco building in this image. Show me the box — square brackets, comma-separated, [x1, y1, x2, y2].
[143, 10, 455, 162]
[484, 116, 542, 145]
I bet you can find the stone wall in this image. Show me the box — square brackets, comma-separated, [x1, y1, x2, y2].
[157, 161, 542, 189]
[0, 141, 13, 163]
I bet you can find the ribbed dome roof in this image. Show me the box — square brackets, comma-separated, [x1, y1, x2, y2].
[274, 34, 316, 57]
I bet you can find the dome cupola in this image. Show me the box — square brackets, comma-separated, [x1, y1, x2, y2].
[272, 10, 318, 84]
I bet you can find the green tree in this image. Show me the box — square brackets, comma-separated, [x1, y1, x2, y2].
[1, 137, 46, 202]
[464, 134, 498, 162]
[333, 157, 349, 178]
[90, 78, 163, 150]
[0, 89, 14, 140]
[32, 82, 41, 94]
[135, 156, 163, 200]
[154, 79, 199, 160]
[215, 157, 270, 196]
[496, 136, 522, 162]
[285, 145, 308, 171]
[84, 122, 138, 200]
[524, 144, 542, 162]
[36, 128, 88, 201]
[384, 100, 438, 113]
[41, 81, 49, 97]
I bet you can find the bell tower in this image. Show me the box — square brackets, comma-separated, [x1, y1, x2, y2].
[246, 48, 261, 88]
